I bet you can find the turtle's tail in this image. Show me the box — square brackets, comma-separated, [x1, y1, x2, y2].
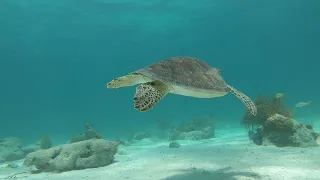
[227, 85, 257, 116]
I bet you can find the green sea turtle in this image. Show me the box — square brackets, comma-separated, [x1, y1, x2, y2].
[107, 56, 257, 116]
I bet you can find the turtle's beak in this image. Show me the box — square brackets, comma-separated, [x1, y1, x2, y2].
[106, 81, 114, 88]
[107, 79, 120, 89]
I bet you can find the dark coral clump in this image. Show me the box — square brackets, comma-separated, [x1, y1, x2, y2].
[248, 114, 319, 147]
[241, 94, 294, 130]
[38, 135, 52, 149]
[242, 94, 319, 147]
[69, 123, 103, 143]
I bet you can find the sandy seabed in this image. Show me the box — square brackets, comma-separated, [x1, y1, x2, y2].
[1, 129, 320, 180]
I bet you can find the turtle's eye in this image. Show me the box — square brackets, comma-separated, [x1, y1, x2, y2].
[217, 68, 222, 75]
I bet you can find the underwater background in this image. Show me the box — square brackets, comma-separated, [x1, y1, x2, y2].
[0, 0, 319, 144]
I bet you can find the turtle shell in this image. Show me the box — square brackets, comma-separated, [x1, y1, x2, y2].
[135, 56, 229, 92]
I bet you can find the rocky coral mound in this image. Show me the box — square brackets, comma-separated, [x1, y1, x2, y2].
[169, 117, 215, 140]
[249, 114, 319, 147]
[24, 139, 118, 172]
[0, 136, 53, 162]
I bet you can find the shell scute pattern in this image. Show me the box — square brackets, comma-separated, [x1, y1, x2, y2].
[138, 57, 229, 92]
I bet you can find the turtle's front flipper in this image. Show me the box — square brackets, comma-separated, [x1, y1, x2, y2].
[227, 85, 257, 116]
[133, 80, 169, 112]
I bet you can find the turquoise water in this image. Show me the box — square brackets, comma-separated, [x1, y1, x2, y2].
[0, 0, 319, 148]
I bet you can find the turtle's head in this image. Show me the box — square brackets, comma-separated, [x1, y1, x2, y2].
[107, 78, 121, 88]
[107, 77, 128, 89]
[107, 74, 144, 89]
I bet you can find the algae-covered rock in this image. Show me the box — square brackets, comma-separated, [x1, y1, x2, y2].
[0, 137, 25, 161]
[264, 114, 294, 133]
[261, 114, 295, 146]
[24, 139, 118, 172]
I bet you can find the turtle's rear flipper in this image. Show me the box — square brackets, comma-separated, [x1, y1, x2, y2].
[227, 85, 257, 116]
[133, 81, 169, 112]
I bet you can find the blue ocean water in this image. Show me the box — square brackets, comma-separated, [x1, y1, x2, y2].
[0, 0, 319, 145]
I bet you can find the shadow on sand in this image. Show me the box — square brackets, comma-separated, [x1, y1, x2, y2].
[162, 167, 262, 180]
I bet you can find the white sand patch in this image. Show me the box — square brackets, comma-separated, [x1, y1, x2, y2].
[1, 129, 319, 180]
